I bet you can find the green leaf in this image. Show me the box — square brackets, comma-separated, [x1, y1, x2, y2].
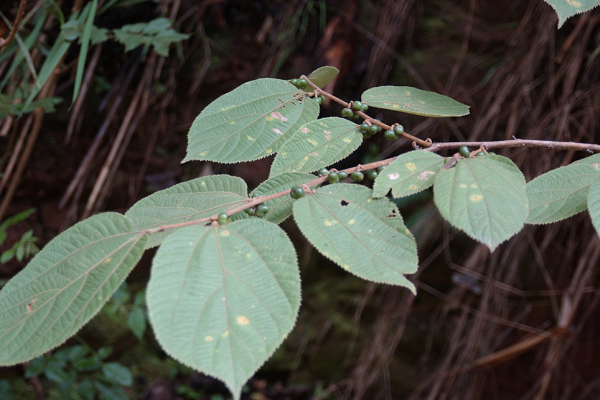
[306, 66, 339, 88]
[433, 155, 528, 251]
[542, 0, 600, 28]
[292, 184, 418, 292]
[74, 355, 101, 372]
[67, 345, 89, 362]
[147, 219, 300, 400]
[0, 379, 15, 400]
[77, 379, 96, 400]
[127, 306, 146, 340]
[184, 78, 319, 164]
[588, 177, 600, 237]
[94, 381, 128, 400]
[101, 362, 132, 386]
[251, 172, 319, 224]
[526, 163, 600, 224]
[574, 153, 600, 166]
[72, 0, 98, 104]
[0, 213, 147, 365]
[126, 175, 248, 248]
[97, 347, 113, 360]
[361, 86, 470, 117]
[112, 18, 190, 56]
[269, 117, 361, 177]
[373, 150, 445, 198]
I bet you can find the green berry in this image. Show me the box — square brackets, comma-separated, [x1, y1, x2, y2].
[351, 171, 364, 181]
[476, 151, 486, 157]
[245, 207, 256, 216]
[328, 172, 339, 184]
[342, 108, 354, 118]
[296, 78, 307, 90]
[459, 146, 470, 157]
[369, 124, 379, 134]
[373, 120, 382, 132]
[217, 213, 229, 225]
[290, 78, 299, 86]
[384, 130, 398, 141]
[488, 152, 496, 156]
[290, 185, 306, 199]
[352, 113, 360, 119]
[377, 165, 386, 172]
[315, 95, 324, 105]
[359, 123, 370, 133]
[338, 171, 348, 180]
[367, 170, 378, 179]
[352, 101, 363, 111]
[360, 104, 369, 112]
[393, 124, 404, 135]
[256, 204, 269, 217]
[318, 168, 329, 176]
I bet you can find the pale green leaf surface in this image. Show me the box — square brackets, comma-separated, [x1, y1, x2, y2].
[0, 213, 147, 365]
[251, 172, 320, 224]
[307, 66, 340, 88]
[526, 163, 600, 224]
[543, 0, 600, 27]
[126, 175, 248, 248]
[574, 153, 600, 166]
[147, 220, 300, 400]
[361, 86, 470, 117]
[587, 177, 600, 237]
[269, 117, 361, 177]
[184, 79, 319, 164]
[293, 184, 418, 292]
[433, 156, 528, 251]
[373, 150, 444, 198]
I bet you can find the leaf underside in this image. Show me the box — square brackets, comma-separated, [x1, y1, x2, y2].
[372, 150, 444, 198]
[433, 155, 528, 251]
[542, 0, 600, 28]
[526, 163, 600, 224]
[184, 78, 319, 164]
[146, 219, 300, 400]
[361, 86, 470, 117]
[587, 177, 600, 237]
[293, 184, 418, 293]
[125, 175, 248, 248]
[0, 213, 147, 365]
[306, 66, 340, 88]
[269, 117, 361, 177]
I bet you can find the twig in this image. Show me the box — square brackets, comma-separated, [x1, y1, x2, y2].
[0, 0, 26, 49]
[425, 139, 600, 153]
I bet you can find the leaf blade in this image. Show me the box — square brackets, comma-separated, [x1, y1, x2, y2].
[307, 66, 340, 88]
[361, 86, 470, 117]
[542, 0, 600, 28]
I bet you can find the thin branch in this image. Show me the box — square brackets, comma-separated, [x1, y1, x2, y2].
[426, 138, 600, 153]
[0, 0, 26, 49]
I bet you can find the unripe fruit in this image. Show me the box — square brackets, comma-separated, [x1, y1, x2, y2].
[488, 152, 496, 156]
[367, 170, 378, 179]
[315, 95, 324, 105]
[476, 151, 486, 157]
[351, 171, 364, 181]
[352, 101, 363, 111]
[337, 171, 348, 180]
[290, 185, 306, 199]
[341, 108, 354, 118]
[360, 104, 369, 112]
[318, 168, 329, 176]
[377, 165, 386, 172]
[369, 124, 379, 135]
[359, 122, 370, 132]
[459, 146, 470, 157]
[245, 207, 256, 216]
[290, 78, 298, 86]
[328, 172, 339, 183]
[384, 130, 398, 141]
[256, 204, 269, 217]
[217, 213, 229, 225]
[296, 78, 307, 89]
[393, 124, 404, 135]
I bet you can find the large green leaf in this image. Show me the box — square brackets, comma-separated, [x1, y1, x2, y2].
[126, 175, 248, 248]
[542, 0, 600, 28]
[526, 163, 600, 224]
[433, 155, 528, 251]
[184, 79, 320, 164]
[269, 117, 361, 177]
[147, 219, 300, 400]
[307, 66, 340, 88]
[251, 172, 320, 224]
[373, 150, 445, 198]
[0, 213, 147, 365]
[587, 177, 600, 237]
[292, 184, 418, 292]
[361, 86, 470, 117]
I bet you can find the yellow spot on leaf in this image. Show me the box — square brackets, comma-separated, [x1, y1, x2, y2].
[222, 330, 229, 337]
[307, 139, 318, 146]
[343, 138, 351, 143]
[237, 316, 250, 325]
[230, 121, 235, 125]
[265, 149, 272, 154]
[349, 219, 356, 224]
[470, 195, 483, 202]
[220, 231, 230, 237]
[205, 336, 213, 342]
[199, 152, 206, 156]
[470, 184, 478, 189]
[104, 258, 112, 264]
[247, 136, 254, 141]
[266, 117, 274, 121]
[566, 0, 582, 7]
[324, 220, 339, 227]
[459, 184, 468, 189]
[393, 104, 400, 109]
[343, 265, 349, 270]
[409, 184, 418, 189]
[405, 90, 411, 95]
[200, 181, 206, 186]
[406, 162, 417, 171]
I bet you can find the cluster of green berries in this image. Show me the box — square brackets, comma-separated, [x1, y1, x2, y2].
[341, 100, 369, 120]
[290, 78, 308, 90]
[315, 95, 325, 105]
[458, 146, 496, 158]
[384, 125, 404, 142]
[359, 121, 382, 138]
